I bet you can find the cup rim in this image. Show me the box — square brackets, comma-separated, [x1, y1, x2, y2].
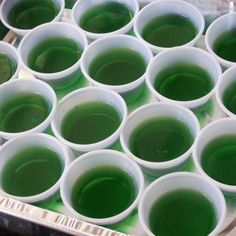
[193, 117, 236, 193]
[51, 87, 128, 152]
[18, 22, 88, 80]
[120, 102, 200, 169]
[80, 34, 153, 93]
[0, 0, 65, 36]
[133, 0, 205, 53]
[60, 149, 144, 225]
[205, 12, 236, 68]
[0, 78, 57, 139]
[0, 133, 70, 203]
[146, 46, 222, 109]
[0, 41, 21, 83]
[71, 0, 139, 40]
[138, 172, 226, 236]
[215, 65, 236, 117]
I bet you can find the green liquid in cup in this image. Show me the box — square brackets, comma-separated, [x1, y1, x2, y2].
[202, 135, 236, 185]
[28, 37, 82, 73]
[154, 63, 213, 101]
[213, 29, 236, 63]
[2, 146, 62, 197]
[142, 14, 197, 47]
[62, 102, 121, 144]
[8, 0, 59, 30]
[79, 2, 133, 34]
[129, 117, 193, 162]
[89, 48, 146, 85]
[0, 93, 50, 133]
[149, 189, 216, 236]
[0, 53, 17, 85]
[71, 166, 136, 218]
[223, 81, 236, 115]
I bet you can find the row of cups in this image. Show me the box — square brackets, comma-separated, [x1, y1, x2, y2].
[0, 134, 226, 236]
[0, 113, 230, 235]
[2, 1, 236, 103]
[1, 0, 202, 43]
[1, 0, 236, 68]
[1, 78, 236, 193]
[2, 29, 236, 115]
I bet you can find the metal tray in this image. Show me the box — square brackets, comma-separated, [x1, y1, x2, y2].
[1, 4, 236, 236]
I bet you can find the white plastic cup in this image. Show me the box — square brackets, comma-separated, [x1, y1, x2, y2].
[146, 46, 222, 109]
[120, 102, 200, 176]
[216, 65, 236, 117]
[0, 133, 70, 203]
[80, 34, 153, 97]
[205, 13, 236, 69]
[0, 41, 20, 85]
[71, 0, 139, 42]
[0, 78, 57, 140]
[139, 172, 226, 236]
[61, 149, 144, 225]
[18, 22, 88, 87]
[193, 117, 236, 195]
[134, 0, 205, 54]
[51, 87, 127, 154]
[0, 0, 65, 38]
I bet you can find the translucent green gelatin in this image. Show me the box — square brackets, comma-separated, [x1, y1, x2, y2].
[28, 37, 82, 73]
[62, 102, 121, 144]
[202, 135, 236, 185]
[79, 2, 133, 33]
[71, 166, 136, 218]
[142, 14, 197, 47]
[129, 117, 193, 162]
[0, 93, 50, 133]
[213, 29, 236, 62]
[223, 81, 236, 114]
[89, 48, 146, 85]
[149, 189, 216, 236]
[0, 53, 16, 85]
[154, 63, 213, 101]
[8, 0, 59, 29]
[2, 146, 62, 197]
